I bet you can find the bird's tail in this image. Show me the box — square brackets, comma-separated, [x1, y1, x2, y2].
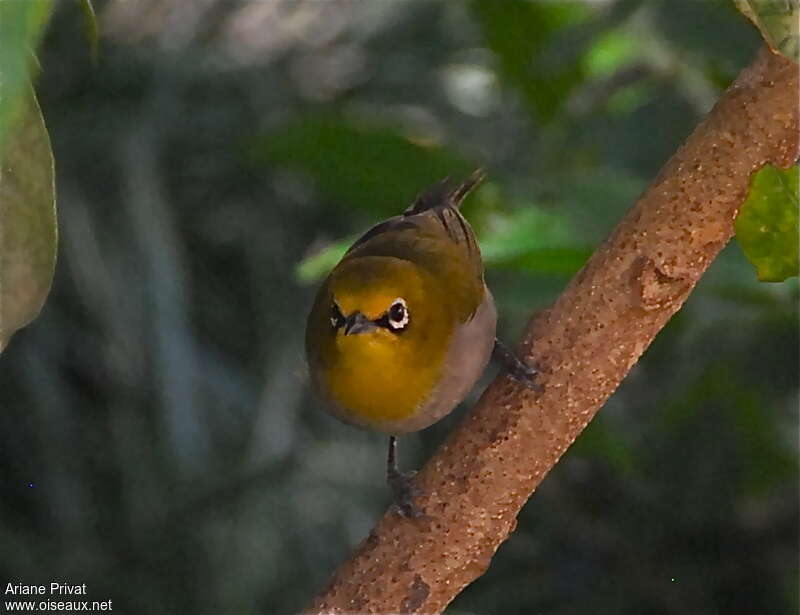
[405, 168, 486, 215]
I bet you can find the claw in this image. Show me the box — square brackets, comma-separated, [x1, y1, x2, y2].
[387, 469, 425, 518]
[493, 339, 543, 392]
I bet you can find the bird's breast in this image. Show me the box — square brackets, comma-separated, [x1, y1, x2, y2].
[321, 335, 444, 430]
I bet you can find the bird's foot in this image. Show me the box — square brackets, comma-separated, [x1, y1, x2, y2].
[386, 435, 430, 518]
[493, 339, 543, 392]
[387, 468, 425, 518]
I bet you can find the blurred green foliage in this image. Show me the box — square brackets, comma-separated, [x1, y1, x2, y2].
[0, 2, 796, 615]
[253, 115, 472, 217]
[471, 0, 589, 122]
[0, 2, 57, 349]
[735, 164, 799, 282]
[0, 0, 52, 154]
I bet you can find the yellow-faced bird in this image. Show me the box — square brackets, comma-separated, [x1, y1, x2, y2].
[305, 171, 537, 515]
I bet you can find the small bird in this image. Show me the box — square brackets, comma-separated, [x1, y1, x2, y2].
[305, 170, 537, 515]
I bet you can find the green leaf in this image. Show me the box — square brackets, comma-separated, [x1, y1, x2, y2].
[735, 164, 799, 282]
[471, 0, 589, 122]
[583, 29, 638, 78]
[735, 0, 800, 63]
[295, 238, 352, 285]
[480, 207, 590, 274]
[0, 89, 57, 349]
[0, 0, 53, 155]
[250, 115, 472, 217]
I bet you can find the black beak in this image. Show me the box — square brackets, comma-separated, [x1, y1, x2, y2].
[344, 312, 376, 336]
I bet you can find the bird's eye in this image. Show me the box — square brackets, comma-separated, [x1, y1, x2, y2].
[330, 303, 345, 329]
[386, 298, 409, 332]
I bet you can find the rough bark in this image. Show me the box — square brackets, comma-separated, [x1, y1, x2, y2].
[305, 45, 799, 615]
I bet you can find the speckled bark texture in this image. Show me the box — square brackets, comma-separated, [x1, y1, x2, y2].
[305, 46, 799, 615]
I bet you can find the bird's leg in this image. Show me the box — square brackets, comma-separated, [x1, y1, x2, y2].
[386, 436, 424, 518]
[493, 339, 542, 392]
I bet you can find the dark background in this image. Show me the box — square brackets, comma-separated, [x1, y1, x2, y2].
[1, 1, 797, 614]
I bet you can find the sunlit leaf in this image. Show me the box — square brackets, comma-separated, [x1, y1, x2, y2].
[0, 90, 57, 349]
[735, 0, 800, 62]
[251, 115, 472, 217]
[0, 0, 53, 155]
[735, 164, 799, 282]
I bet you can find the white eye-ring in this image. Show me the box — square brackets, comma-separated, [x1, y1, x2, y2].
[330, 302, 345, 329]
[386, 298, 409, 331]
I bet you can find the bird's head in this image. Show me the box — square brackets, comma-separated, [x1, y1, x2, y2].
[305, 256, 453, 422]
[323, 256, 436, 353]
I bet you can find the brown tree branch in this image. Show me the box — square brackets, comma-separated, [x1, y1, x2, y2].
[305, 45, 799, 614]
